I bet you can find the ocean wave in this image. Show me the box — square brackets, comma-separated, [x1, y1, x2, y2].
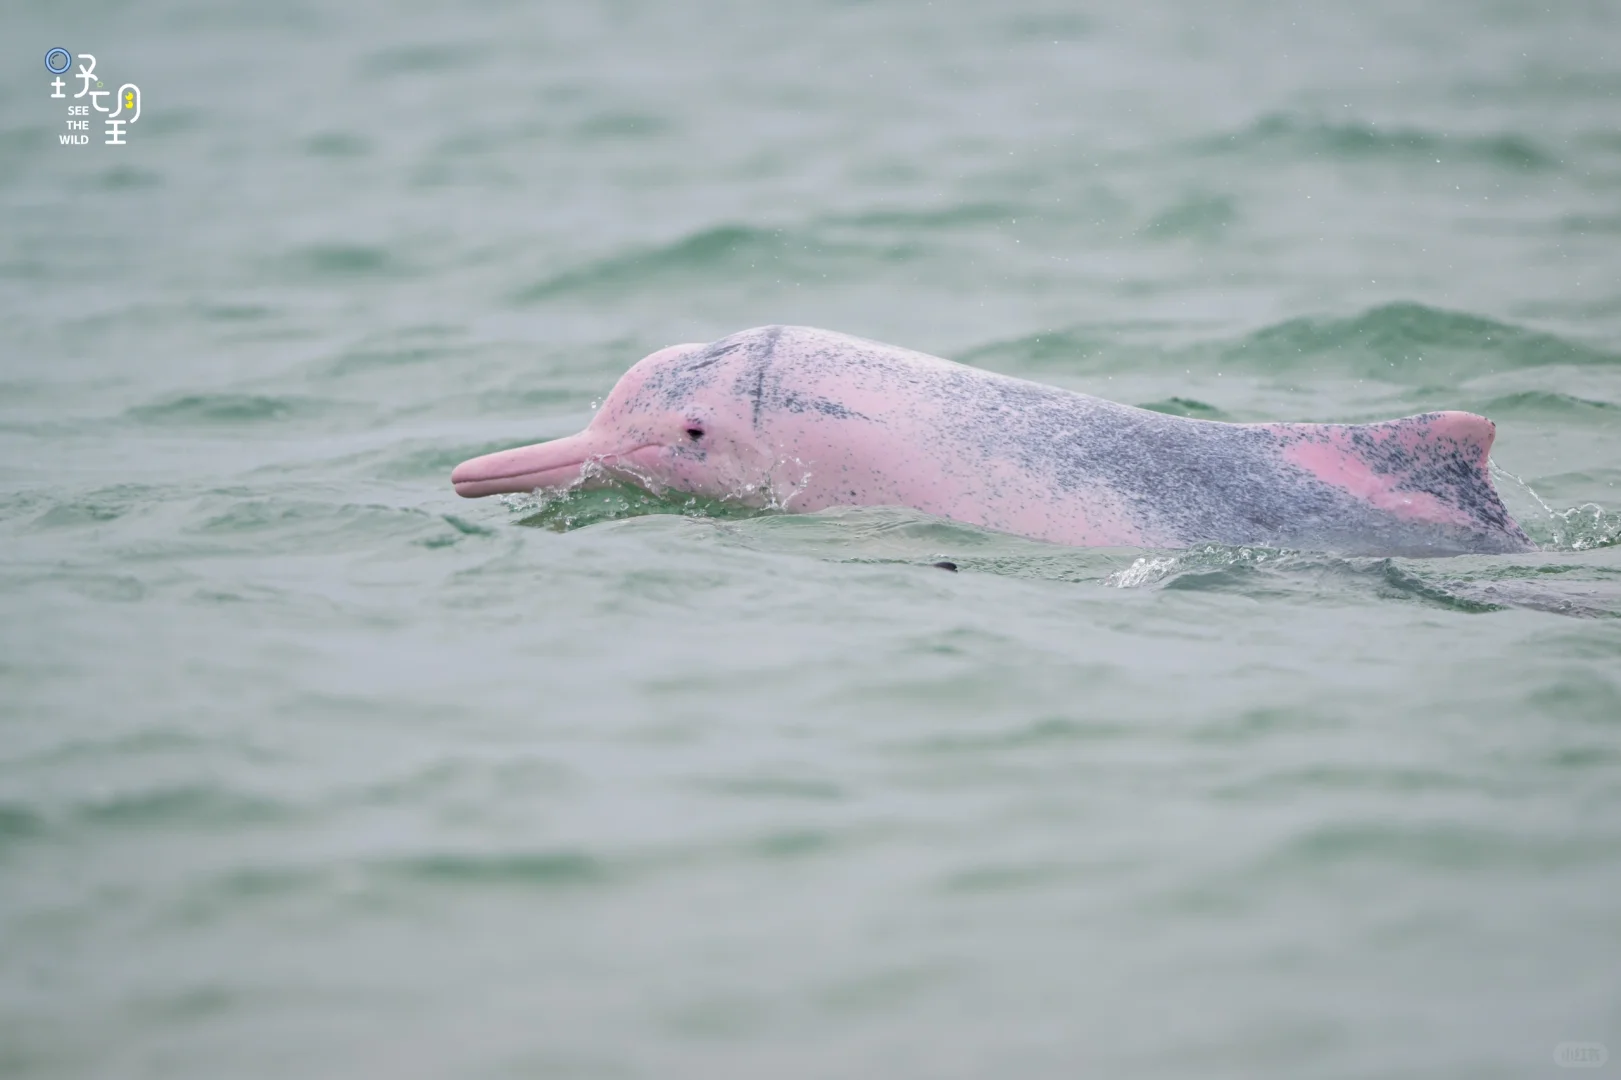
[1469, 391, 1619, 420]
[513, 225, 794, 302]
[361, 42, 480, 77]
[380, 850, 606, 887]
[0, 786, 294, 852]
[1137, 193, 1237, 240]
[27, 484, 156, 529]
[1219, 302, 1619, 380]
[511, 223, 920, 302]
[823, 200, 1024, 231]
[1136, 397, 1230, 420]
[1107, 543, 1620, 617]
[0, 803, 44, 849]
[125, 394, 354, 426]
[1258, 821, 1615, 874]
[967, 302, 1620, 382]
[73, 785, 292, 828]
[277, 243, 407, 280]
[1203, 112, 1555, 171]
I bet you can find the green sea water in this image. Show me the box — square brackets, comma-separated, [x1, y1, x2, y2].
[3, 1, 1620, 1076]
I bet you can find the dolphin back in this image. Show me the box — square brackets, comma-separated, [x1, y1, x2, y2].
[743, 326, 1536, 555]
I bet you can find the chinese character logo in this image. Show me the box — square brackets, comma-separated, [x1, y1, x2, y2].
[46, 49, 142, 146]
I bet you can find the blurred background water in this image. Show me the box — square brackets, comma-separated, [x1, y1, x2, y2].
[2, 1, 1619, 1077]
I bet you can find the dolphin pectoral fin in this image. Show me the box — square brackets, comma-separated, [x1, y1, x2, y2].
[451, 431, 603, 497]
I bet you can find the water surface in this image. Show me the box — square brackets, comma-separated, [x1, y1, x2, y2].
[2, 1, 1619, 1077]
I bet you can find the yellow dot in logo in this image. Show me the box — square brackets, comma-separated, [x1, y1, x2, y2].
[124, 92, 134, 106]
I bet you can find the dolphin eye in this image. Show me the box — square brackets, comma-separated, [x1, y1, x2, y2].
[685, 426, 704, 440]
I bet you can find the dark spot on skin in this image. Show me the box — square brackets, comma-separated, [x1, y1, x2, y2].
[933, 561, 959, 572]
[683, 341, 744, 371]
[733, 325, 785, 430]
[632, 338, 762, 409]
[1337, 416, 1514, 533]
[686, 426, 704, 440]
[780, 392, 869, 421]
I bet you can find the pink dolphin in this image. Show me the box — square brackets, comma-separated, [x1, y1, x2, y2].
[452, 326, 1534, 556]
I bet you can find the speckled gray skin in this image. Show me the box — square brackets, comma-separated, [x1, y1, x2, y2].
[453, 326, 1535, 556]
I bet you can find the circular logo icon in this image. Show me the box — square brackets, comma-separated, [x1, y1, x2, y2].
[45, 48, 72, 74]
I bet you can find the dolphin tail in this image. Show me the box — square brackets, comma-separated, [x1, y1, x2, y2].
[1259, 410, 1535, 553]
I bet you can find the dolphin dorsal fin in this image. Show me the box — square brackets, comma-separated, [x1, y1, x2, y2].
[1260, 411, 1522, 539]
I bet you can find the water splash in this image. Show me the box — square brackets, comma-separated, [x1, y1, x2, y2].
[493, 456, 1618, 556]
[500, 466, 774, 532]
[1105, 555, 1181, 588]
[1105, 544, 1288, 588]
[1101, 543, 1617, 618]
[1490, 463, 1619, 551]
[1546, 504, 1621, 551]
[494, 446, 824, 532]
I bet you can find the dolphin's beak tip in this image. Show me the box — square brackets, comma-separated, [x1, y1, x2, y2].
[448, 433, 597, 498]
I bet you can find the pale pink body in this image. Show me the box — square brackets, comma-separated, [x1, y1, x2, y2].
[452, 326, 1533, 556]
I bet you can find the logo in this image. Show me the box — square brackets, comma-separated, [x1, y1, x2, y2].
[46, 50, 142, 146]
[1555, 1043, 1609, 1069]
